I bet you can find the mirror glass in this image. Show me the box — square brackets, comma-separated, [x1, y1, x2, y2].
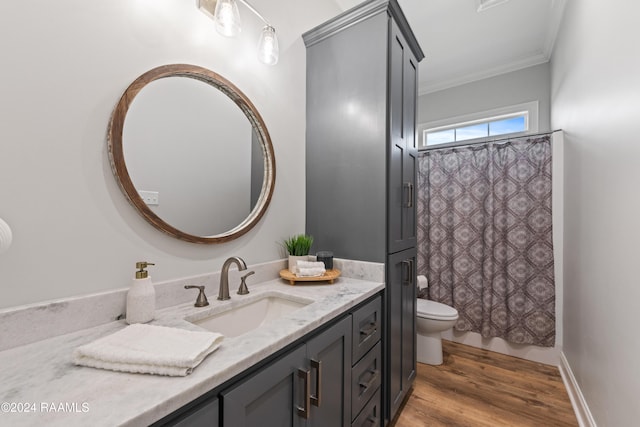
[108, 64, 275, 243]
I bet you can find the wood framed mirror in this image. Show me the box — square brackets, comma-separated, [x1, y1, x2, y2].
[107, 64, 275, 243]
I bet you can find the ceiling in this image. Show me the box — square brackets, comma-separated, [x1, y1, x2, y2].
[334, 0, 567, 95]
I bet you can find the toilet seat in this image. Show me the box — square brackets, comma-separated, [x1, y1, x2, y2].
[416, 299, 458, 321]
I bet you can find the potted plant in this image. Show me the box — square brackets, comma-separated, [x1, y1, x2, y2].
[283, 234, 314, 273]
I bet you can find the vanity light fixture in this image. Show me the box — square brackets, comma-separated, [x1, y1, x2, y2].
[0, 217, 12, 254]
[476, 0, 511, 12]
[199, 0, 279, 65]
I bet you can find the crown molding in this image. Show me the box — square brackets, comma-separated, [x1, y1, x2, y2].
[419, 51, 549, 96]
[419, 0, 567, 96]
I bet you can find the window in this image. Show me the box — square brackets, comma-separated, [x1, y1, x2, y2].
[419, 101, 538, 149]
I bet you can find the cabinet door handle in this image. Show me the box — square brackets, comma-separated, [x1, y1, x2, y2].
[402, 259, 413, 285]
[403, 182, 412, 208]
[408, 182, 414, 208]
[367, 416, 380, 427]
[359, 322, 377, 338]
[310, 359, 322, 407]
[408, 259, 414, 287]
[402, 259, 414, 286]
[296, 368, 311, 419]
[358, 369, 379, 392]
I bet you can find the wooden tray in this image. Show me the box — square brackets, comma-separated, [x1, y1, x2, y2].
[279, 269, 341, 285]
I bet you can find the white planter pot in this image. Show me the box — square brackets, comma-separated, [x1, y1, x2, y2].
[288, 255, 309, 273]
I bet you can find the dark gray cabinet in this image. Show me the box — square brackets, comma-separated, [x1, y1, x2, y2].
[158, 296, 383, 427]
[222, 317, 352, 427]
[304, 0, 422, 263]
[387, 248, 417, 418]
[303, 1, 423, 424]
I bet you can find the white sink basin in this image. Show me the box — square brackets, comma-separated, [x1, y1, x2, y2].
[188, 294, 312, 337]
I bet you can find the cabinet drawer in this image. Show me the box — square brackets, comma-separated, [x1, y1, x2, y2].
[351, 296, 382, 362]
[351, 387, 381, 427]
[351, 341, 382, 421]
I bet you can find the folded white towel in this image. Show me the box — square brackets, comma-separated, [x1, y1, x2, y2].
[73, 324, 224, 377]
[296, 267, 326, 277]
[296, 261, 327, 270]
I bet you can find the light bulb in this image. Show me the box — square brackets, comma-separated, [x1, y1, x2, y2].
[214, 0, 241, 37]
[257, 25, 279, 65]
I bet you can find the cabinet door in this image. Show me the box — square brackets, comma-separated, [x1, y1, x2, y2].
[388, 19, 418, 254]
[386, 248, 417, 421]
[222, 346, 307, 427]
[402, 42, 418, 248]
[307, 316, 352, 427]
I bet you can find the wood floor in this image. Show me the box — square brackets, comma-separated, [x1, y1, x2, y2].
[393, 340, 578, 427]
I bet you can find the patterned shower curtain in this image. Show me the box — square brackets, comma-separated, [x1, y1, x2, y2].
[416, 135, 555, 347]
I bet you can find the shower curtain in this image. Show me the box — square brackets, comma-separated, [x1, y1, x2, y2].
[416, 135, 555, 347]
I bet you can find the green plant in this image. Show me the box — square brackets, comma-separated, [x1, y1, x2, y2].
[283, 234, 314, 256]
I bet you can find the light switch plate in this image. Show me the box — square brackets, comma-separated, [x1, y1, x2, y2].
[139, 191, 159, 206]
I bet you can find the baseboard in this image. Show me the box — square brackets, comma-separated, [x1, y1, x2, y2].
[558, 352, 598, 427]
[442, 330, 560, 365]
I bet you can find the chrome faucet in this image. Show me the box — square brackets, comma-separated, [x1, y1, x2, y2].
[218, 256, 247, 300]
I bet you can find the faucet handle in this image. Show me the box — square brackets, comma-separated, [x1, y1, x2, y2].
[184, 285, 209, 307]
[238, 271, 255, 295]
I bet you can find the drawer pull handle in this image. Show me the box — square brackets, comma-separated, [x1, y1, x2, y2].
[310, 359, 322, 407]
[296, 368, 310, 419]
[360, 322, 377, 337]
[367, 416, 380, 427]
[359, 369, 379, 392]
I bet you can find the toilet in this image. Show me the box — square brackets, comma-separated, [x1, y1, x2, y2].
[416, 275, 459, 365]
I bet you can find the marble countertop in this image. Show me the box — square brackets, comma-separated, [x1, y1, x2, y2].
[0, 274, 383, 426]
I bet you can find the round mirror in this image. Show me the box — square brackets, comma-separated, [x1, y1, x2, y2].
[108, 64, 275, 243]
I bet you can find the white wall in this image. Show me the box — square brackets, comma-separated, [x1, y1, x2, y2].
[0, 0, 342, 309]
[417, 62, 551, 132]
[551, 0, 640, 425]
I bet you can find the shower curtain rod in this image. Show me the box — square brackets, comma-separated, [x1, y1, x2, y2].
[418, 129, 563, 152]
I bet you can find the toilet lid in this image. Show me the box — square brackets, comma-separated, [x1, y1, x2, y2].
[416, 299, 458, 320]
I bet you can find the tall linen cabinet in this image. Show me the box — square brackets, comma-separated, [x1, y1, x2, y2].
[303, 0, 424, 424]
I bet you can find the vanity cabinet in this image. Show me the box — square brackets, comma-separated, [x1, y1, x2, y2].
[303, 0, 423, 424]
[158, 295, 382, 427]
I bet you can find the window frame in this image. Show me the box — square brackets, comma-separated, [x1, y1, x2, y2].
[418, 101, 539, 149]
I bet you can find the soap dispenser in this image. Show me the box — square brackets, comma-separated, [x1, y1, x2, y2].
[126, 261, 156, 324]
